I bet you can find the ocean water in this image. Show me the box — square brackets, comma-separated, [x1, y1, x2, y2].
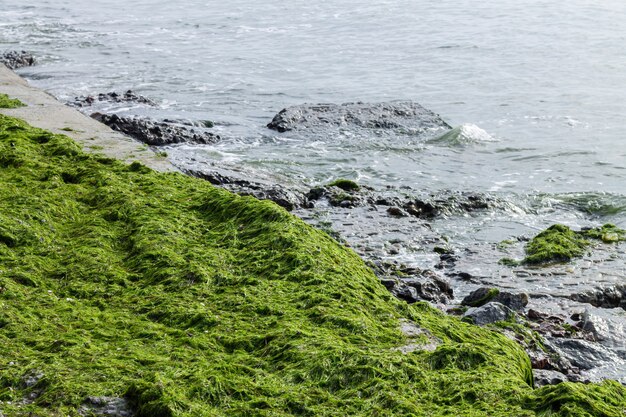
[2, 0, 626, 382]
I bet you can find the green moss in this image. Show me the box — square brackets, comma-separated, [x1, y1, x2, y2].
[327, 178, 360, 192]
[523, 224, 625, 264]
[0, 93, 25, 109]
[0, 114, 625, 415]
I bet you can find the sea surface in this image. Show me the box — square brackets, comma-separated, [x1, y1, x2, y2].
[2, 0, 626, 380]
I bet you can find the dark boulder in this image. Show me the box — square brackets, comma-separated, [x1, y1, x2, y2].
[0, 50, 36, 70]
[91, 113, 219, 146]
[267, 101, 451, 133]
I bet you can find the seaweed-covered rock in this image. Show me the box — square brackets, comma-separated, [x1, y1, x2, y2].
[91, 113, 219, 146]
[0, 50, 36, 70]
[267, 101, 451, 133]
[522, 223, 625, 265]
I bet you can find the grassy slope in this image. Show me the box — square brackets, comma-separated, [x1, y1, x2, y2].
[0, 113, 624, 416]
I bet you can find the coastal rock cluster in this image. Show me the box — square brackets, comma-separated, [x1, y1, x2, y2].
[91, 113, 220, 146]
[0, 50, 36, 70]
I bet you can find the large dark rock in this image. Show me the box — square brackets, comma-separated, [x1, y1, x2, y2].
[91, 113, 220, 146]
[0, 50, 36, 70]
[267, 101, 451, 133]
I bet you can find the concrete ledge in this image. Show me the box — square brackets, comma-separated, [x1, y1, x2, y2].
[0, 64, 176, 172]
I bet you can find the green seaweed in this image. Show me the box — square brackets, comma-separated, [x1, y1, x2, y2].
[327, 178, 360, 192]
[523, 224, 625, 264]
[0, 114, 625, 415]
[0, 93, 25, 108]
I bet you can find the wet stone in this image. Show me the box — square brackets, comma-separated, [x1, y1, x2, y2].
[0, 50, 36, 70]
[549, 338, 618, 371]
[91, 113, 220, 146]
[463, 302, 515, 326]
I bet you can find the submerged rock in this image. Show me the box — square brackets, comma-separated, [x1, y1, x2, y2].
[267, 101, 451, 133]
[91, 113, 220, 146]
[0, 50, 36, 70]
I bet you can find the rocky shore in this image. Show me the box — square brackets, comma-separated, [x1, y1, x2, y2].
[2, 63, 626, 415]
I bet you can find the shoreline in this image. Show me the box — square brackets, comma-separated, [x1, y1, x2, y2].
[0, 64, 175, 172]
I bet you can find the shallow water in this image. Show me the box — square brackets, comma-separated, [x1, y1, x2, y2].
[2, 0, 626, 380]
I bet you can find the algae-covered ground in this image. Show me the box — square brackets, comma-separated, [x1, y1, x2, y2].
[0, 94, 25, 109]
[1, 113, 625, 416]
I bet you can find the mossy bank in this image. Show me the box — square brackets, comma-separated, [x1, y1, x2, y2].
[1, 113, 625, 416]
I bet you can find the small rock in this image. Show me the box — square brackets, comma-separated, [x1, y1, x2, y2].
[463, 302, 514, 326]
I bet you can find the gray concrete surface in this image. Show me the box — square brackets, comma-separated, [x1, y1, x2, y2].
[0, 64, 176, 172]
